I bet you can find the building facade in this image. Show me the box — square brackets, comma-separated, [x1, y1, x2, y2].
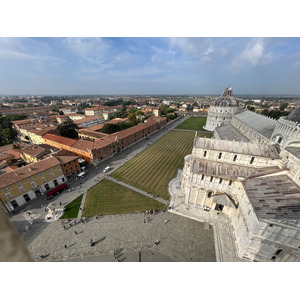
[0, 157, 66, 212]
[172, 87, 300, 262]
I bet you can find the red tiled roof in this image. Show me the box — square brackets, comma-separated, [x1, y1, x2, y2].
[43, 133, 77, 147]
[74, 116, 104, 124]
[72, 139, 94, 152]
[0, 156, 61, 189]
[85, 124, 104, 131]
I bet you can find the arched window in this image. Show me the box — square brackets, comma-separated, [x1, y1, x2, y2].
[203, 151, 207, 157]
[207, 191, 212, 198]
[201, 174, 205, 180]
[229, 180, 232, 186]
[210, 176, 213, 182]
[219, 178, 223, 184]
[233, 155, 237, 161]
[275, 249, 283, 256]
[218, 152, 222, 159]
[250, 157, 255, 164]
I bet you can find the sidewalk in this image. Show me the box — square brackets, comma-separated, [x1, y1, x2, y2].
[107, 176, 169, 206]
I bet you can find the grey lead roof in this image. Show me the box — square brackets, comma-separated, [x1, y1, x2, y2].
[245, 174, 300, 221]
[233, 110, 277, 139]
[194, 137, 280, 158]
[215, 124, 249, 142]
[285, 147, 300, 159]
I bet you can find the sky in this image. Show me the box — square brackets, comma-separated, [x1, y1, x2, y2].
[1, 37, 300, 96]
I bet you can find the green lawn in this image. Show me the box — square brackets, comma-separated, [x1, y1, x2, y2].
[175, 116, 209, 131]
[60, 194, 83, 219]
[82, 179, 166, 217]
[111, 130, 195, 200]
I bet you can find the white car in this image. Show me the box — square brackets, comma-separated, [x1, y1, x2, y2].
[103, 166, 111, 173]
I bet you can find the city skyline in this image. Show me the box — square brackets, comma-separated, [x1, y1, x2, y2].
[1, 37, 300, 95]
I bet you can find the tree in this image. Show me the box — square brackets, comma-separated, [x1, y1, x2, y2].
[279, 102, 289, 111]
[159, 105, 167, 115]
[58, 117, 78, 138]
[102, 123, 119, 134]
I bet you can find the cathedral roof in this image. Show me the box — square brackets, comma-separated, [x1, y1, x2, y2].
[214, 124, 249, 142]
[245, 174, 300, 221]
[233, 110, 277, 139]
[285, 107, 300, 123]
[214, 86, 238, 107]
[193, 137, 280, 159]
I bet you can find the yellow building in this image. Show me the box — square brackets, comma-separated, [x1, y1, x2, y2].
[0, 157, 66, 213]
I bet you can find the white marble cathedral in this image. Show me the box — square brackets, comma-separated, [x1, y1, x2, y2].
[174, 86, 300, 262]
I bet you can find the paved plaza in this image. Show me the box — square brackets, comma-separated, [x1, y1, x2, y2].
[22, 211, 216, 262]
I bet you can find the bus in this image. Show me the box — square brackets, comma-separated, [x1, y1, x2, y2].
[46, 183, 68, 200]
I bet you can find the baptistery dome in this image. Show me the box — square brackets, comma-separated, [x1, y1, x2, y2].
[214, 86, 239, 107]
[285, 107, 300, 123]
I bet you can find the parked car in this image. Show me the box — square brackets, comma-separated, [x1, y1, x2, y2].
[103, 166, 112, 173]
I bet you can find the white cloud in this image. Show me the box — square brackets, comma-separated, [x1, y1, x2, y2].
[62, 37, 111, 57]
[231, 38, 274, 71]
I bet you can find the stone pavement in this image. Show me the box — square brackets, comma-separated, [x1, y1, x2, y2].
[168, 169, 245, 262]
[22, 211, 216, 262]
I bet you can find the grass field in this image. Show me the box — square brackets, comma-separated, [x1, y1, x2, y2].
[60, 194, 83, 219]
[111, 130, 195, 200]
[175, 116, 209, 131]
[82, 179, 166, 217]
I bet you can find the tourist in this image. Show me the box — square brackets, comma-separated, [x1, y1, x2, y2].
[75, 231, 78, 235]
[64, 245, 67, 249]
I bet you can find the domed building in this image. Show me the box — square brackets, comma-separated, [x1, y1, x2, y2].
[271, 107, 300, 148]
[203, 86, 243, 132]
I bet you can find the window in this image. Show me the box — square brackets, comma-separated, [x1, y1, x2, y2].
[218, 153, 222, 159]
[219, 178, 223, 184]
[19, 187, 25, 193]
[23, 194, 31, 202]
[3, 187, 8, 193]
[10, 200, 18, 208]
[207, 191, 212, 198]
[62, 178, 65, 182]
[277, 137, 283, 144]
[42, 177, 46, 183]
[17, 182, 22, 187]
[269, 224, 273, 227]
[203, 151, 207, 157]
[53, 179, 58, 186]
[59, 170, 62, 174]
[40, 172, 44, 176]
[6, 193, 12, 199]
[50, 168, 53, 173]
[75, 165, 78, 168]
[44, 184, 50, 191]
[274, 249, 283, 256]
[31, 182, 37, 189]
[63, 164, 66, 167]
[51, 173, 55, 178]
[210, 176, 213, 182]
[250, 157, 255, 164]
[201, 174, 205, 180]
[233, 155, 237, 162]
[229, 180, 232, 186]
[29, 177, 33, 181]
[70, 167, 73, 170]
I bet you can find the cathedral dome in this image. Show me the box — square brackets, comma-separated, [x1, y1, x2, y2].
[214, 86, 239, 107]
[285, 107, 300, 123]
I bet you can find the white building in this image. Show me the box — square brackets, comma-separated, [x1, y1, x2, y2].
[170, 86, 300, 262]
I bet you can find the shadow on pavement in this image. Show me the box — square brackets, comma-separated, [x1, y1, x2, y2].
[94, 236, 106, 245]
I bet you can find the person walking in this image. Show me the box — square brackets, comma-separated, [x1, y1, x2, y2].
[64, 245, 67, 249]
[75, 231, 78, 235]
